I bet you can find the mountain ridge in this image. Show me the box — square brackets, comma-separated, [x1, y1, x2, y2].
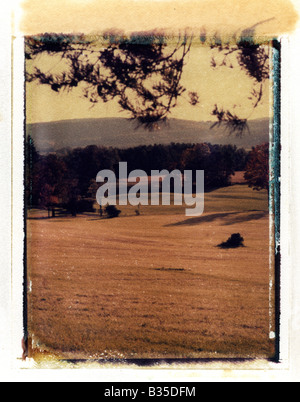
[27, 117, 270, 153]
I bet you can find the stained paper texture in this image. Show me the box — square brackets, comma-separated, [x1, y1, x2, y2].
[18, 0, 298, 367]
[20, 0, 298, 37]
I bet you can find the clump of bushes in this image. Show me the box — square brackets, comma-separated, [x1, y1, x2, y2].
[218, 233, 244, 249]
[105, 205, 121, 218]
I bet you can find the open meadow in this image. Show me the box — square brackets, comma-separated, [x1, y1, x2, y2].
[26, 184, 275, 361]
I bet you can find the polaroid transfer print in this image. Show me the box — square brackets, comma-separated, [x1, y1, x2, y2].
[20, 0, 298, 367]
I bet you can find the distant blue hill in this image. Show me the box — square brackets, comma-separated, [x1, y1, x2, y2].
[27, 117, 270, 154]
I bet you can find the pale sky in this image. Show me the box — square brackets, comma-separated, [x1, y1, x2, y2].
[26, 44, 271, 124]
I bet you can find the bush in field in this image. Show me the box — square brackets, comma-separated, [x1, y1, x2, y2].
[105, 205, 121, 219]
[218, 233, 245, 249]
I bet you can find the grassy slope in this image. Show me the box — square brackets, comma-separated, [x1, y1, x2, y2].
[26, 185, 274, 361]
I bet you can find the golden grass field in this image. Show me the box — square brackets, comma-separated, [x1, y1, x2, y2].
[26, 184, 275, 361]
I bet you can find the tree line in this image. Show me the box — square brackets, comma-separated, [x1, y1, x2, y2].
[25, 136, 268, 215]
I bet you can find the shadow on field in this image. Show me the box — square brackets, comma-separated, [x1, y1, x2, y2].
[165, 211, 268, 227]
[27, 216, 51, 220]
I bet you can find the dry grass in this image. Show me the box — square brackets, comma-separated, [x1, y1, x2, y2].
[26, 185, 275, 360]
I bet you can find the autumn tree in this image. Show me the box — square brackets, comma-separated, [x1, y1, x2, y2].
[244, 142, 269, 191]
[31, 153, 80, 216]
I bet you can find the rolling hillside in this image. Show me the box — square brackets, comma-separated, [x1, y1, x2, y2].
[27, 117, 270, 154]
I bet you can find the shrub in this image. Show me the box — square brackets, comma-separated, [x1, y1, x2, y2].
[218, 233, 244, 249]
[105, 205, 121, 218]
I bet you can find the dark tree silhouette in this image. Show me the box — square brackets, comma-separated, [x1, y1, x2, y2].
[26, 33, 191, 131]
[207, 28, 271, 134]
[29, 152, 81, 216]
[180, 143, 239, 188]
[25, 136, 40, 208]
[244, 142, 269, 191]
[25, 31, 271, 134]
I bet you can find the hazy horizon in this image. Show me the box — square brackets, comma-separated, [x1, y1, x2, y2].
[27, 116, 270, 153]
[26, 114, 270, 125]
